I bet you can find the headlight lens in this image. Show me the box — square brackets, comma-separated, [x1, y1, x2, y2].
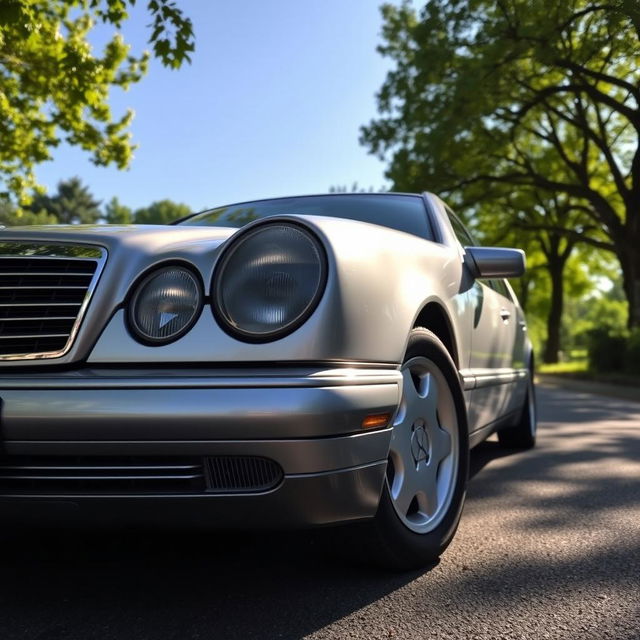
[129, 266, 202, 344]
[213, 223, 327, 340]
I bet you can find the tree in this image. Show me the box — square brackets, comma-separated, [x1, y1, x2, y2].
[329, 182, 384, 193]
[479, 189, 587, 363]
[104, 196, 133, 224]
[134, 199, 190, 224]
[27, 176, 101, 224]
[362, 1, 640, 327]
[0, 0, 194, 201]
[0, 198, 58, 226]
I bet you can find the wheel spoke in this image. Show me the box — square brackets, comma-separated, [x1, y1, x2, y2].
[429, 424, 452, 465]
[390, 420, 413, 466]
[399, 367, 422, 423]
[417, 463, 439, 517]
[419, 373, 438, 424]
[422, 372, 439, 427]
[394, 464, 421, 516]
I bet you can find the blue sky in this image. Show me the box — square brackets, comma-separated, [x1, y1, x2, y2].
[35, 1, 392, 212]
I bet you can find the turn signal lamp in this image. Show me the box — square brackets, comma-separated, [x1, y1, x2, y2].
[361, 413, 392, 429]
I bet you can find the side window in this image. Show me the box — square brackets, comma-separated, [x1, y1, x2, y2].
[488, 278, 512, 301]
[444, 205, 476, 247]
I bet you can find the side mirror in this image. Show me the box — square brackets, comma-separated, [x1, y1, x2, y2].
[464, 246, 526, 279]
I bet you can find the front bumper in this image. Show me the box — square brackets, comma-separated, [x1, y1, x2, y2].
[0, 366, 401, 527]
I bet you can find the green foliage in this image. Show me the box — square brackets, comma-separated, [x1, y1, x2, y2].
[587, 321, 640, 374]
[569, 284, 628, 348]
[626, 329, 640, 375]
[588, 329, 628, 372]
[364, 0, 640, 326]
[0, 180, 190, 226]
[26, 176, 101, 224]
[0, 198, 57, 225]
[134, 199, 190, 224]
[104, 196, 133, 223]
[0, 0, 193, 201]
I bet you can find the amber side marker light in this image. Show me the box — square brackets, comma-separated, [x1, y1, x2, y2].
[362, 413, 392, 429]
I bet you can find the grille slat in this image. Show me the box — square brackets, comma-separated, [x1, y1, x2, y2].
[0, 302, 83, 307]
[0, 286, 89, 290]
[0, 456, 208, 494]
[1, 474, 205, 481]
[0, 272, 95, 277]
[0, 317, 77, 321]
[0, 333, 70, 339]
[0, 251, 102, 358]
[1, 464, 203, 471]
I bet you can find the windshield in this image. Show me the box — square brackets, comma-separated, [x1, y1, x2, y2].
[180, 194, 433, 239]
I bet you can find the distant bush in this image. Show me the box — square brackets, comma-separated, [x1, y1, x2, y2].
[588, 330, 628, 372]
[626, 329, 640, 375]
[588, 328, 640, 375]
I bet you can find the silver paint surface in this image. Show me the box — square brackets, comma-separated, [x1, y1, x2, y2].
[0, 193, 533, 524]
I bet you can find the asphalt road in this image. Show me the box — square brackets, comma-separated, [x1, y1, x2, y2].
[1, 385, 638, 640]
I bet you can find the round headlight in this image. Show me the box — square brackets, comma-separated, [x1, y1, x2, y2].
[129, 265, 202, 344]
[213, 223, 327, 341]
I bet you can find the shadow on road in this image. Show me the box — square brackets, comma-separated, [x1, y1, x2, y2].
[0, 387, 638, 639]
[0, 527, 422, 640]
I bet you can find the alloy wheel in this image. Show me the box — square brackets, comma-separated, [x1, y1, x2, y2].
[387, 356, 460, 534]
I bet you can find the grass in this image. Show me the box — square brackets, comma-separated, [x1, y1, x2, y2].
[538, 359, 588, 375]
[538, 358, 640, 388]
[536, 349, 640, 391]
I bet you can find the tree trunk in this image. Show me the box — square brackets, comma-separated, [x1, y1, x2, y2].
[543, 258, 565, 364]
[620, 243, 640, 329]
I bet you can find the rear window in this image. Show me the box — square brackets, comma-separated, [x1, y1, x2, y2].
[180, 194, 433, 239]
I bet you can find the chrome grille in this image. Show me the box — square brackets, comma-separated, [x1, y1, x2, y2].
[0, 243, 107, 360]
[0, 456, 207, 495]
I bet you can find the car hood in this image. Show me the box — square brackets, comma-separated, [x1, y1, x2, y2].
[0, 224, 237, 255]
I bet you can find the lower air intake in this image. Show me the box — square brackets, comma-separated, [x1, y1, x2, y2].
[205, 456, 283, 493]
[0, 455, 207, 495]
[0, 455, 284, 495]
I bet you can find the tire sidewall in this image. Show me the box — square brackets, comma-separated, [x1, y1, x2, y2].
[372, 328, 469, 567]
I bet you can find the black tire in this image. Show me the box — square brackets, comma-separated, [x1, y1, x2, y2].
[348, 327, 469, 570]
[497, 367, 537, 449]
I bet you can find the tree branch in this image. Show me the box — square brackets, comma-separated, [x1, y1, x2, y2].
[514, 82, 640, 131]
[513, 222, 615, 252]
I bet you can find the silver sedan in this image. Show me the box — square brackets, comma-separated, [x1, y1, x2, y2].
[0, 192, 535, 569]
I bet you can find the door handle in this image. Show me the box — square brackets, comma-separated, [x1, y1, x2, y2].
[499, 308, 511, 322]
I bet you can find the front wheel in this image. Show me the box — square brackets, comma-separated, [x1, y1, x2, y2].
[352, 328, 469, 570]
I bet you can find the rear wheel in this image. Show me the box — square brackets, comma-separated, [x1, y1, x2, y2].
[497, 368, 536, 449]
[353, 328, 469, 570]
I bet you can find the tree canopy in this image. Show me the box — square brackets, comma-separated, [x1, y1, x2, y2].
[362, 0, 640, 328]
[133, 198, 190, 224]
[104, 196, 133, 224]
[27, 176, 101, 224]
[0, 0, 193, 201]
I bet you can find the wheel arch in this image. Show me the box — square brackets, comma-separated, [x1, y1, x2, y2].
[412, 302, 460, 369]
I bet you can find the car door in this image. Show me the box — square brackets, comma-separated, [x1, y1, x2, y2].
[484, 278, 520, 415]
[442, 208, 517, 432]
